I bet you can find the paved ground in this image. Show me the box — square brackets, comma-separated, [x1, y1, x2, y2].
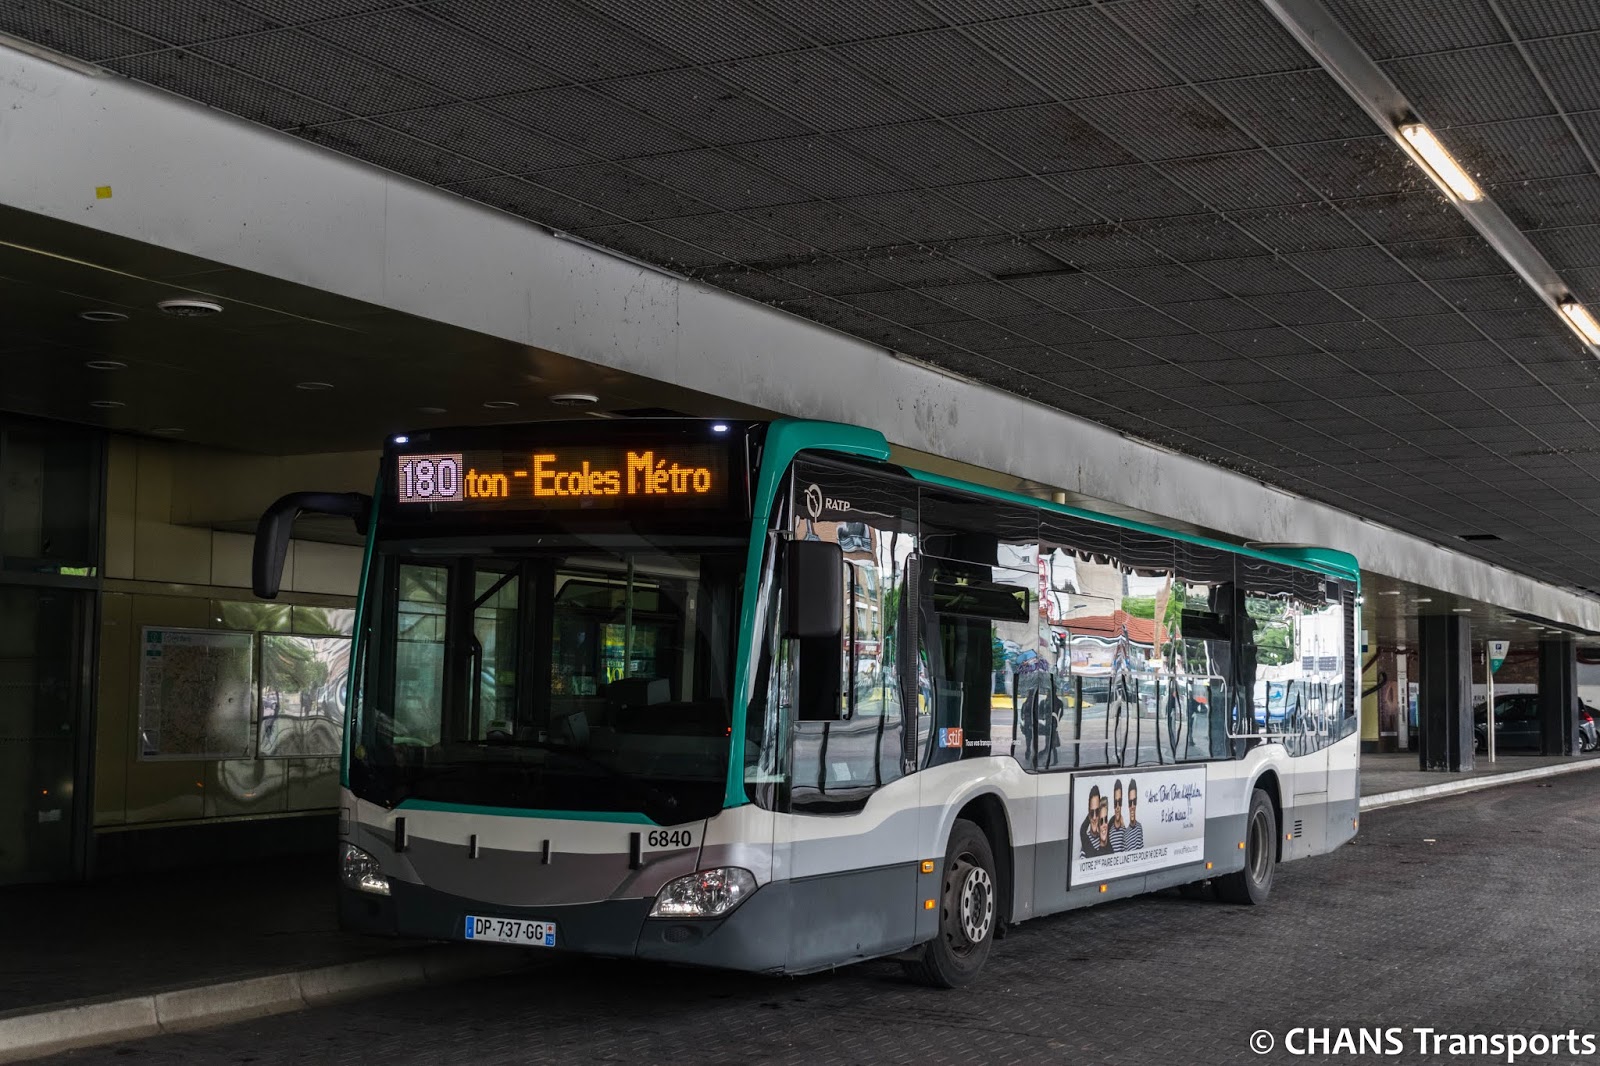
[37, 773, 1600, 1065]
[6, 754, 1591, 1020]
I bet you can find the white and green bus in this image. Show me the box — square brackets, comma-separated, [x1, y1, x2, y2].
[255, 418, 1359, 987]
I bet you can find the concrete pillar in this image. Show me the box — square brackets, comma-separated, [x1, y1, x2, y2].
[1537, 639, 1576, 756]
[1417, 615, 1474, 772]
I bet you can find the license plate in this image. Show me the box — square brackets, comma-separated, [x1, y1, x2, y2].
[463, 915, 557, 947]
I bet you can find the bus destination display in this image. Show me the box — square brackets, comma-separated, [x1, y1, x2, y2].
[394, 445, 730, 510]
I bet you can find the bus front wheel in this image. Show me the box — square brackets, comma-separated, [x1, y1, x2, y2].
[903, 818, 996, 988]
[1215, 788, 1276, 905]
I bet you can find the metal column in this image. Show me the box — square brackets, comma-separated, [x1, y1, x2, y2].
[1417, 616, 1474, 772]
[1537, 639, 1576, 757]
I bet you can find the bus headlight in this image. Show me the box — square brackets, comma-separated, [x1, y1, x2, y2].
[649, 867, 757, 918]
[340, 843, 391, 896]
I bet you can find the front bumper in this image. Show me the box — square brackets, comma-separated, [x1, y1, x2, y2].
[339, 878, 790, 974]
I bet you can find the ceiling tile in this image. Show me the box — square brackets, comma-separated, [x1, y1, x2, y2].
[1155, 152, 1314, 211]
[1523, 32, 1600, 113]
[598, 68, 808, 144]
[1070, 87, 1255, 160]
[1324, 0, 1506, 59]
[1101, 0, 1313, 79]
[1381, 45, 1553, 125]
[832, 30, 1051, 114]
[963, 7, 1178, 100]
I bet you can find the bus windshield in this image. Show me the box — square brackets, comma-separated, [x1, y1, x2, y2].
[349, 536, 744, 824]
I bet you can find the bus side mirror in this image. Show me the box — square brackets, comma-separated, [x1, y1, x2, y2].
[253, 491, 371, 599]
[782, 540, 844, 640]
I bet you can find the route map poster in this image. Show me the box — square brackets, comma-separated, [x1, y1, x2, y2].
[1068, 765, 1206, 887]
[138, 627, 255, 760]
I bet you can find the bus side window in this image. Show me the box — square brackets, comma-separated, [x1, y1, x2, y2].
[1172, 581, 1230, 761]
[1240, 561, 1341, 754]
[1038, 514, 1130, 772]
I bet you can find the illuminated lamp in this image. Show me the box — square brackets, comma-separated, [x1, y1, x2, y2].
[1398, 123, 1482, 202]
[1560, 299, 1600, 346]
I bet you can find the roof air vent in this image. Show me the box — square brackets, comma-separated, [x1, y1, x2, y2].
[156, 297, 223, 317]
[548, 392, 599, 407]
[1457, 533, 1501, 542]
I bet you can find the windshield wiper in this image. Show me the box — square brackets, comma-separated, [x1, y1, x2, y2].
[360, 741, 684, 822]
[375, 762, 480, 810]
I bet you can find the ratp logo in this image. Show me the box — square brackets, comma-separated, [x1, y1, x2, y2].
[804, 482, 852, 518]
[804, 483, 824, 520]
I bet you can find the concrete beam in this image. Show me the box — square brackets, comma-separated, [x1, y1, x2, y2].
[4, 43, 1598, 632]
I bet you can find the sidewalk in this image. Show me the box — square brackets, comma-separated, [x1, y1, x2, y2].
[1360, 750, 1600, 809]
[0, 856, 532, 1062]
[0, 857, 403, 1015]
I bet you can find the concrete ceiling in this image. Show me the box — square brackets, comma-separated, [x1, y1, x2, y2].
[4, 0, 1600, 598]
[0, 206, 769, 453]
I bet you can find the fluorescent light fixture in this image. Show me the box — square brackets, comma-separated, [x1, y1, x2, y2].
[1399, 123, 1482, 203]
[1415, 597, 1433, 603]
[1560, 299, 1600, 346]
[1452, 607, 1472, 613]
[393, 435, 410, 445]
[1380, 590, 1401, 596]
[712, 423, 729, 433]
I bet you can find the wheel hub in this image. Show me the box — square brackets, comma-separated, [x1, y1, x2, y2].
[957, 864, 994, 945]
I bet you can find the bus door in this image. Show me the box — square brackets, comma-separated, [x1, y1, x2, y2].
[773, 486, 923, 969]
[1243, 574, 1330, 827]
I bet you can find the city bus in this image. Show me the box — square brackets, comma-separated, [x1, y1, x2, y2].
[253, 418, 1360, 987]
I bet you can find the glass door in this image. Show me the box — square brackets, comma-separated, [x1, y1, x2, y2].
[0, 584, 91, 884]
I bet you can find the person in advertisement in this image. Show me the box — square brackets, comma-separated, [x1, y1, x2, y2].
[1080, 786, 1110, 857]
[1109, 780, 1127, 851]
[1122, 778, 1145, 851]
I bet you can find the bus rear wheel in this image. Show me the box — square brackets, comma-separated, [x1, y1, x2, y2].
[903, 818, 996, 988]
[1215, 788, 1276, 905]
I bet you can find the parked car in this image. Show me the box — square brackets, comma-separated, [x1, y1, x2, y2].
[1473, 694, 1542, 752]
[1474, 695, 1600, 752]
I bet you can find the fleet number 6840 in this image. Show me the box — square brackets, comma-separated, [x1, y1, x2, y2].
[647, 829, 693, 848]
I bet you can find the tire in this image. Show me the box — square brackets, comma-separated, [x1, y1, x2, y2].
[1214, 789, 1276, 906]
[902, 819, 998, 988]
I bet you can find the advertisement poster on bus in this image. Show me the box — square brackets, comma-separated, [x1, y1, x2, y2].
[1068, 766, 1206, 887]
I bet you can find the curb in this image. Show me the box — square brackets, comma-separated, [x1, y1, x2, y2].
[0, 945, 529, 1063]
[1360, 756, 1600, 812]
